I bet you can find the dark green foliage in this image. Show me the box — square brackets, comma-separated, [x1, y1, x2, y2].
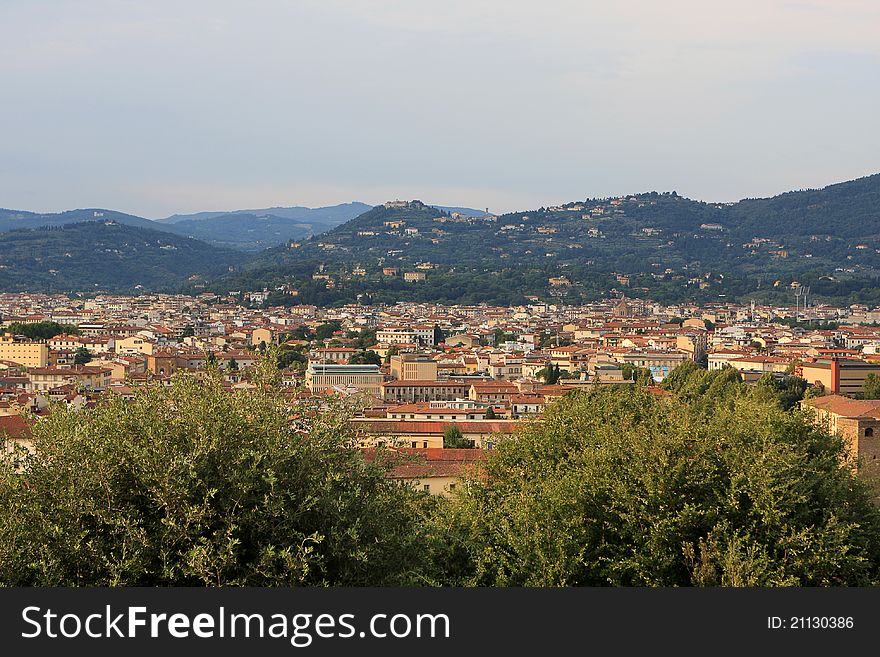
[0, 222, 245, 293]
[620, 363, 654, 386]
[445, 384, 880, 586]
[315, 321, 342, 341]
[5, 321, 78, 339]
[73, 346, 92, 366]
[864, 374, 880, 400]
[443, 425, 470, 449]
[0, 370, 427, 586]
[348, 350, 382, 365]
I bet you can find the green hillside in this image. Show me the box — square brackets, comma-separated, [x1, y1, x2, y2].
[219, 174, 880, 306]
[0, 222, 245, 293]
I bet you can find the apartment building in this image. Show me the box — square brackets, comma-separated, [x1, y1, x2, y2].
[0, 334, 49, 368]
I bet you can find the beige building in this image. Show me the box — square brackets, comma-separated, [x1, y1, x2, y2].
[801, 358, 880, 396]
[381, 380, 470, 404]
[0, 334, 49, 368]
[27, 366, 111, 392]
[376, 326, 435, 346]
[370, 448, 486, 496]
[390, 353, 438, 381]
[305, 363, 383, 396]
[115, 335, 156, 356]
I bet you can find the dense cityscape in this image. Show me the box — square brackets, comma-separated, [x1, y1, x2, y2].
[4, 291, 880, 494]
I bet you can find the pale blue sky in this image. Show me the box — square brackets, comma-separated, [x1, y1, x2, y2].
[1, 0, 878, 217]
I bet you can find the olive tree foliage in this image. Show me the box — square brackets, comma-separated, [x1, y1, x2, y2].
[443, 384, 880, 586]
[0, 365, 427, 586]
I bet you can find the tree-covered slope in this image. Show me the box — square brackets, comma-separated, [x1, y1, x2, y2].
[217, 174, 880, 306]
[0, 221, 245, 293]
[0, 208, 162, 233]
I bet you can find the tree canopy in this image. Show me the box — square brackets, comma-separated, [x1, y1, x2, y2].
[439, 382, 880, 586]
[0, 370, 426, 586]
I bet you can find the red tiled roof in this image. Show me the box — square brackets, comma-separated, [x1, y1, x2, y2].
[362, 447, 486, 479]
[0, 415, 30, 439]
[803, 395, 880, 418]
[355, 419, 519, 434]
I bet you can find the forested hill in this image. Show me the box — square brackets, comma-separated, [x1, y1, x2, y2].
[0, 208, 160, 233]
[0, 222, 245, 293]
[218, 174, 880, 307]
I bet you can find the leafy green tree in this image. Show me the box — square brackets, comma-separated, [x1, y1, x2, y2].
[73, 346, 92, 366]
[620, 363, 654, 386]
[349, 351, 382, 365]
[433, 325, 446, 345]
[443, 425, 470, 449]
[277, 346, 307, 370]
[484, 407, 497, 420]
[0, 367, 427, 586]
[204, 351, 218, 368]
[5, 321, 78, 340]
[315, 321, 342, 341]
[864, 374, 880, 400]
[443, 385, 880, 586]
[227, 358, 239, 371]
[181, 325, 195, 338]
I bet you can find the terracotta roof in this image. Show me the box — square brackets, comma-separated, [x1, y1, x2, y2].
[355, 419, 519, 434]
[803, 395, 880, 418]
[362, 447, 486, 479]
[0, 415, 30, 440]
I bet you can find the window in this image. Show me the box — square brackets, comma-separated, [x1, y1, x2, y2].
[866, 427, 875, 438]
[423, 441, 428, 448]
[448, 483, 456, 491]
[411, 441, 417, 448]
[423, 484, 430, 492]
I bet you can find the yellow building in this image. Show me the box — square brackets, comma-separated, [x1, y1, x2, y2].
[390, 353, 438, 381]
[27, 366, 112, 392]
[115, 335, 156, 356]
[0, 334, 49, 368]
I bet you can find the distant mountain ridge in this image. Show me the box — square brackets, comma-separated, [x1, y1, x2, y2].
[3, 174, 880, 303]
[158, 202, 372, 224]
[0, 202, 487, 251]
[0, 208, 160, 233]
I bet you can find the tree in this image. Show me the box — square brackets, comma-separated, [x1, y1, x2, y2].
[73, 346, 92, 366]
[484, 407, 496, 420]
[227, 358, 239, 371]
[0, 366, 428, 586]
[433, 325, 446, 346]
[443, 425, 470, 449]
[5, 321, 78, 340]
[349, 351, 382, 365]
[620, 363, 654, 386]
[204, 351, 218, 368]
[443, 385, 880, 586]
[182, 325, 195, 338]
[315, 321, 342, 341]
[864, 374, 880, 400]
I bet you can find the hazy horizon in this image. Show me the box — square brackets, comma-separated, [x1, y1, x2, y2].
[2, 170, 879, 221]
[2, 1, 878, 218]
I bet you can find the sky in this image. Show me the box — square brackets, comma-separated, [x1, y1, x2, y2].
[1, 0, 879, 218]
